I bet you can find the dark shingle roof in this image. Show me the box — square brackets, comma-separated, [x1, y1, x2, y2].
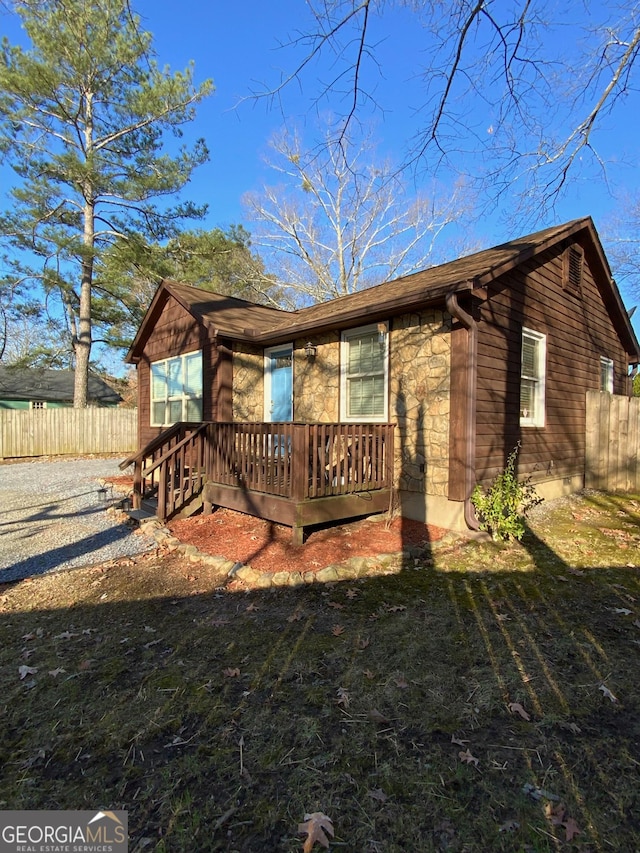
[171, 219, 594, 342]
[126, 217, 640, 361]
[0, 368, 122, 404]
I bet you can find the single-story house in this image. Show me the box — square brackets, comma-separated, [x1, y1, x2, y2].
[123, 217, 640, 539]
[0, 368, 122, 409]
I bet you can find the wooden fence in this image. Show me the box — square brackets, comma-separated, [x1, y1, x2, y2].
[585, 391, 640, 491]
[0, 408, 138, 459]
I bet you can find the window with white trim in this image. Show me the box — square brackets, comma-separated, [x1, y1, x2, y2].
[340, 323, 388, 421]
[30, 400, 46, 410]
[520, 328, 546, 427]
[150, 350, 203, 427]
[600, 356, 614, 393]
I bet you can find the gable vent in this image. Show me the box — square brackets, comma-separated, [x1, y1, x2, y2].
[563, 244, 584, 297]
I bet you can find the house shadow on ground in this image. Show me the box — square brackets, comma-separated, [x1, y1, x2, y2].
[1, 490, 639, 852]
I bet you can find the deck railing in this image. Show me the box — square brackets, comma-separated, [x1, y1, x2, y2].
[205, 422, 394, 499]
[122, 421, 394, 521]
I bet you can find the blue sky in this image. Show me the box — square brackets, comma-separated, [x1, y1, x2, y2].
[132, 0, 640, 247]
[1, 1, 639, 309]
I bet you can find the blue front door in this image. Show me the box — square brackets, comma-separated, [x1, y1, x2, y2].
[266, 346, 293, 422]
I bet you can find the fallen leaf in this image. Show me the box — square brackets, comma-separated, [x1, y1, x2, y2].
[245, 603, 259, 612]
[345, 588, 359, 599]
[362, 669, 375, 680]
[599, 684, 618, 703]
[18, 665, 38, 680]
[563, 816, 581, 842]
[48, 667, 66, 677]
[458, 749, 479, 767]
[331, 625, 345, 636]
[144, 625, 156, 633]
[298, 812, 334, 852]
[394, 675, 409, 689]
[544, 802, 566, 825]
[384, 604, 406, 613]
[508, 702, 531, 721]
[356, 637, 370, 650]
[287, 610, 304, 623]
[498, 819, 520, 833]
[558, 720, 581, 734]
[336, 687, 350, 708]
[210, 618, 229, 628]
[451, 735, 469, 747]
[328, 601, 344, 610]
[54, 631, 77, 640]
[368, 788, 388, 803]
[610, 607, 632, 616]
[223, 667, 241, 678]
[368, 708, 389, 724]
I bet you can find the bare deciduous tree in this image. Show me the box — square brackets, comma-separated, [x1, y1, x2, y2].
[254, 1, 640, 217]
[245, 129, 473, 305]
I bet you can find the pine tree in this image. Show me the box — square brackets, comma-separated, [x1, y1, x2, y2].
[0, 0, 213, 405]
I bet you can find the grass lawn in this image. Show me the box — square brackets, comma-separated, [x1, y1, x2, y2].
[0, 491, 639, 852]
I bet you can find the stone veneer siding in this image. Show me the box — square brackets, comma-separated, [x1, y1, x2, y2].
[231, 312, 451, 497]
[389, 310, 451, 497]
[293, 332, 340, 423]
[232, 343, 264, 421]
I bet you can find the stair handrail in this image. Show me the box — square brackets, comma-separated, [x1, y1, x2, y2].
[119, 422, 195, 471]
[141, 423, 208, 478]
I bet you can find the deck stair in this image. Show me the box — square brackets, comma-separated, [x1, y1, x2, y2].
[122, 420, 395, 541]
[120, 422, 208, 522]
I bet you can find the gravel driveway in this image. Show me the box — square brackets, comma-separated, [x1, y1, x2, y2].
[0, 457, 155, 583]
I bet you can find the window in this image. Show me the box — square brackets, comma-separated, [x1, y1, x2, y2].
[30, 400, 46, 410]
[150, 350, 203, 427]
[340, 323, 388, 421]
[520, 328, 546, 427]
[600, 356, 614, 393]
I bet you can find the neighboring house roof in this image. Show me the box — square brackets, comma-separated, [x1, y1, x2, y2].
[126, 217, 640, 363]
[0, 368, 123, 404]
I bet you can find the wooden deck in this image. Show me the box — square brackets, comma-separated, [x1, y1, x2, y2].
[121, 422, 395, 543]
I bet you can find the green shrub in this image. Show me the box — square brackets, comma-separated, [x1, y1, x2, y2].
[471, 443, 542, 541]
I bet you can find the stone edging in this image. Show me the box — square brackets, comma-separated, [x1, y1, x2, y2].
[135, 517, 420, 588]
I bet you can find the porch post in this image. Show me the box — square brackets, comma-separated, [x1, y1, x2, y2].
[291, 424, 308, 545]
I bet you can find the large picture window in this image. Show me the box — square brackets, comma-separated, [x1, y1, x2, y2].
[520, 328, 546, 427]
[151, 350, 203, 427]
[340, 323, 388, 421]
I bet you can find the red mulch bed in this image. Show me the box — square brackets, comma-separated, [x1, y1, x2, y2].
[168, 509, 448, 575]
[105, 474, 449, 574]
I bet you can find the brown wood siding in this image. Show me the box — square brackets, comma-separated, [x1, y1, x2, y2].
[474, 240, 629, 486]
[136, 293, 219, 449]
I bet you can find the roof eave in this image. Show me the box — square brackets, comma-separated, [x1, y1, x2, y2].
[242, 278, 475, 345]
